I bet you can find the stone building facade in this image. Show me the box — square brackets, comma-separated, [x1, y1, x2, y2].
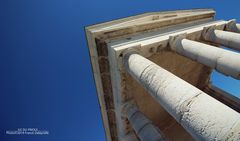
[85, 9, 240, 141]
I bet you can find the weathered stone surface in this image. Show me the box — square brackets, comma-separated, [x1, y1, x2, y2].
[203, 27, 240, 51]
[86, 9, 240, 141]
[123, 50, 208, 141]
[124, 53, 240, 141]
[123, 103, 166, 141]
[204, 84, 240, 112]
[170, 38, 240, 79]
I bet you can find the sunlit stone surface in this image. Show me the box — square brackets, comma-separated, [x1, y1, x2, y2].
[86, 9, 240, 141]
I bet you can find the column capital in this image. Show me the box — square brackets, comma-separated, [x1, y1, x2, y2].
[121, 47, 141, 58]
[169, 33, 187, 51]
[202, 25, 216, 41]
[119, 46, 142, 72]
[225, 19, 237, 31]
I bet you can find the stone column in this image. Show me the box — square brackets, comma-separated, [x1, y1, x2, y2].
[203, 27, 240, 51]
[122, 103, 166, 141]
[170, 37, 240, 79]
[123, 53, 240, 141]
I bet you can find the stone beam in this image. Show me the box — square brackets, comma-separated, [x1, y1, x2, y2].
[170, 37, 240, 79]
[202, 27, 240, 51]
[122, 103, 166, 141]
[123, 53, 240, 141]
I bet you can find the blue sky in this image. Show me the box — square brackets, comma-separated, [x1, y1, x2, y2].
[0, 0, 239, 141]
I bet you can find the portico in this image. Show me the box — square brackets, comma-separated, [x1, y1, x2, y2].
[86, 9, 240, 141]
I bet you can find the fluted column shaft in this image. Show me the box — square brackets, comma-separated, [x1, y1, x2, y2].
[123, 53, 240, 141]
[123, 103, 165, 141]
[204, 29, 240, 51]
[170, 38, 240, 79]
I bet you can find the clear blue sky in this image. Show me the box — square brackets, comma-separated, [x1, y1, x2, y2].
[0, 1, 239, 141]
